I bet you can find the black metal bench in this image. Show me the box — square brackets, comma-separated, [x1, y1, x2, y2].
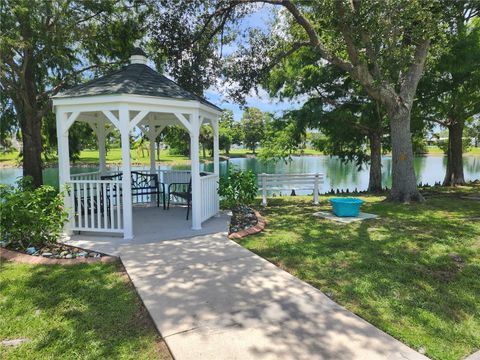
[101, 171, 165, 209]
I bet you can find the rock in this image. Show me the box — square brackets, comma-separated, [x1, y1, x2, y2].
[60, 251, 69, 257]
[418, 347, 426, 355]
[1, 338, 31, 347]
[78, 251, 88, 258]
[25, 247, 37, 255]
[449, 253, 463, 263]
[41, 252, 53, 257]
[65, 254, 73, 259]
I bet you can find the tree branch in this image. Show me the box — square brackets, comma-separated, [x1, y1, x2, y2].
[399, 38, 430, 105]
[261, 41, 310, 74]
[38, 61, 118, 102]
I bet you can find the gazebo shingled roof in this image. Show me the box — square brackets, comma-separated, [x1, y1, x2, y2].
[56, 63, 221, 111]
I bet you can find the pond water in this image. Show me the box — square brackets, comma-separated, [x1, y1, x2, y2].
[1, 154, 480, 193]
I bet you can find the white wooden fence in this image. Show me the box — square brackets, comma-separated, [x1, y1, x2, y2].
[68, 179, 123, 232]
[258, 173, 324, 206]
[200, 173, 220, 222]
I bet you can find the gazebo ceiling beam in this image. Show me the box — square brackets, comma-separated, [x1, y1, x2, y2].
[129, 110, 149, 131]
[63, 111, 80, 134]
[173, 112, 192, 133]
[102, 110, 120, 129]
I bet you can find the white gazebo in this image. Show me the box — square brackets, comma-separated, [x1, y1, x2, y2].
[52, 48, 221, 240]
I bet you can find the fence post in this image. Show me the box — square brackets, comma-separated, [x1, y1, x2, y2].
[313, 174, 319, 205]
[261, 174, 267, 206]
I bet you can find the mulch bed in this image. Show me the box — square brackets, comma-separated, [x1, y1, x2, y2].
[0, 242, 117, 265]
[228, 206, 266, 240]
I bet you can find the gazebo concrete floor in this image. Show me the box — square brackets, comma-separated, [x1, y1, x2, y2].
[66, 206, 229, 256]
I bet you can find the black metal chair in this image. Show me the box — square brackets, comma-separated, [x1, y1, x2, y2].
[168, 180, 192, 220]
[166, 172, 208, 220]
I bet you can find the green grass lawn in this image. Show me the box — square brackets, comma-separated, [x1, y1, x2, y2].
[0, 151, 21, 166]
[426, 146, 480, 155]
[0, 148, 193, 167]
[239, 186, 480, 360]
[0, 262, 171, 360]
[226, 147, 324, 157]
[77, 148, 191, 165]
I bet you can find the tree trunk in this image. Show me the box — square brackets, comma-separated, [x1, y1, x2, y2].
[368, 133, 382, 193]
[387, 107, 423, 202]
[443, 118, 465, 186]
[20, 111, 43, 187]
[202, 143, 206, 158]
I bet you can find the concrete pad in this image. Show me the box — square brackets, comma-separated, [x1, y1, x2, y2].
[66, 206, 230, 255]
[313, 211, 379, 223]
[119, 232, 253, 279]
[120, 232, 428, 360]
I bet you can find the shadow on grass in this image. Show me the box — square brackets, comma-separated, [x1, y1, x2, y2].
[243, 195, 480, 359]
[0, 262, 168, 360]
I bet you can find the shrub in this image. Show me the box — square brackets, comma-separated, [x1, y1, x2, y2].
[218, 168, 258, 209]
[0, 177, 68, 249]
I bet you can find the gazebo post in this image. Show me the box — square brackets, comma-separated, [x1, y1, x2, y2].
[190, 112, 202, 230]
[148, 124, 156, 175]
[97, 122, 107, 175]
[212, 118, 220, 177]
[56, 110, 73, 234]
[212, 117, 220, 216]
[119, 104, 133, 240]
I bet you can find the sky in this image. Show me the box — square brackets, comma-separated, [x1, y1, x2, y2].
[202, 4, 302, 121]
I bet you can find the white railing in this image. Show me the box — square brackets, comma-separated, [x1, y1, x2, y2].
[200, 173, 219, 222]
[65, 169, 218, 232]
[70, 171, 101, 181]
[258, 173, 324, 206]
[67, 179, 123, 233]
[158, 169, 190, 184]
[158, 170, 191, 205]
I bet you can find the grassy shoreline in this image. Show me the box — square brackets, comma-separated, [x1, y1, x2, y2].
[239, 186, 480, 360]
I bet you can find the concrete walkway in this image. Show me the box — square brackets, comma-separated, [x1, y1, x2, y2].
[116, 232, 428, 360]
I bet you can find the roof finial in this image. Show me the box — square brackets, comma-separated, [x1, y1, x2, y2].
[130, 41, 148, 65]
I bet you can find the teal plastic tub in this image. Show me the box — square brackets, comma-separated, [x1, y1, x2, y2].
[330, 198, 364, 217]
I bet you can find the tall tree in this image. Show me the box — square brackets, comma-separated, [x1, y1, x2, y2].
[267, 53, 389, 192]
[415, 10, 480, 186]
[222, 0, 456, 202]
[241, 107, 265, 154]
[155, 0, 454, 201]
[146, 0, 243, 95]
[0, 0, 143, 187]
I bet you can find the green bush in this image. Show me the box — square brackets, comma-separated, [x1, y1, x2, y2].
[218, 168, 258, 209]
[0, 177, 68, 249]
